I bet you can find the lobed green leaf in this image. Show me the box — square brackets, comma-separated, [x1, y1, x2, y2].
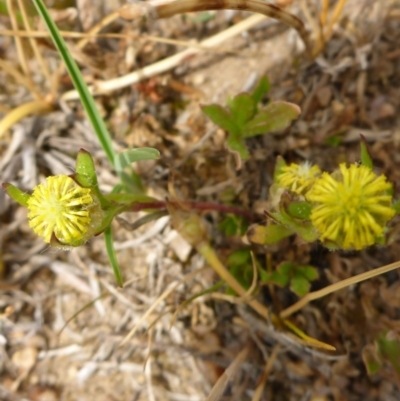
[201, 104, 240, 136]
[229, 93, 256, 126]
[243, 101, 301, 137]
[251, 76, 270, 105]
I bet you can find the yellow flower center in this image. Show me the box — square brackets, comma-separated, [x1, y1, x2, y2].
[277, 162, 321, 195]
[306, 163, 395, 250]
[27, 175, 93, 244]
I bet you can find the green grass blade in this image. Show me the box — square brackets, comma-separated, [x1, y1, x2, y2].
[104, 226, 124, 287]
[31, 0, 116, 167]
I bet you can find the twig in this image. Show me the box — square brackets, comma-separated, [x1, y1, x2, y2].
[62, 0, 312, 100]
[120, 0, 311, 56]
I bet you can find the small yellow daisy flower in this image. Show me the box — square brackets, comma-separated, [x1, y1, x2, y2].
[277, 162, 321, 195]
[27, 175, 95, 245]
[306, 163, 396, 250]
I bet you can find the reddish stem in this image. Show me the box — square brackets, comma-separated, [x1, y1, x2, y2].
[127, 200, 257, 221]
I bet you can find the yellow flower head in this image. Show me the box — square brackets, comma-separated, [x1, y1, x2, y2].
[277, 162, 321, 195]
[27, 175, 96, 245]
[306, 163, 396, 250]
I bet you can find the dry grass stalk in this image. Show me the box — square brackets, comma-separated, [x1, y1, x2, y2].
[280, 260, 400, 319]
[205, 345, 250, 401]
[119, 267, 207, 346]
[251, 345, 280, 401]
[16, 0, 51, 84]
[63, 0, 311, 100]
[62, 13, 268, 100]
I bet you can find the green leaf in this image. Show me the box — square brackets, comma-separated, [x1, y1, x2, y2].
[243, 101, 301, 137]
[72, 149, 113, 209]
[325, 135, 342, 147]
[31, 0, 116, 167]
[297, 265, 319, 281]
[289, 265, 319, 296]
[277, 261, 294, 277]
[377, 332, 400, 376]
[226, 249, 255, 295]
[287, 201, 312, 220]
[251, 76, 270, 105]
[362, 344, 382, 375]
[258, 267, 270, 282]
[271, 209, 319, 243]
[2, 183, 30, 207]
[114, 148, 160, 172]
[226, 136, 249, 159]
[218, 215, 246, 237]
[290, 273, 311, 296]
[229, 93, 256, 126]
[74, 149, 98, 187]
[227, 249, 251, 268]
[118, 171, 145, 194]
[247, 223, 294, 245]
[227, 262, 253, 295]
[360, 136, 373, 169]
[264, 262, 293, 287]
[104, 226, 124, 287]
[263, 261, 318, 296]
[201, 104, 240, 135]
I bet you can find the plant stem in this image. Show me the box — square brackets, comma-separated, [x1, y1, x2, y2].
[198, 242, 269, 319]
[127, 200, 256, 221]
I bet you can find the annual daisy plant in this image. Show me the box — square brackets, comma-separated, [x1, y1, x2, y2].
[2, 149, 153, 251]
[248, 140, 399, 250]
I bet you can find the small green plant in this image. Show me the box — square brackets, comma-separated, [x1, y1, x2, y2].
[218, 214, 247, 237]
[262, 261, 319, 297]
[226, 250, 319, 297]
[201, 77, 300, 159]
[225, 249, 254, 295]
[247, 140, 397, 251]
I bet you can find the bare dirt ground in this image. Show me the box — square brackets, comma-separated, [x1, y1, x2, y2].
[1, 1, 400, 400]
